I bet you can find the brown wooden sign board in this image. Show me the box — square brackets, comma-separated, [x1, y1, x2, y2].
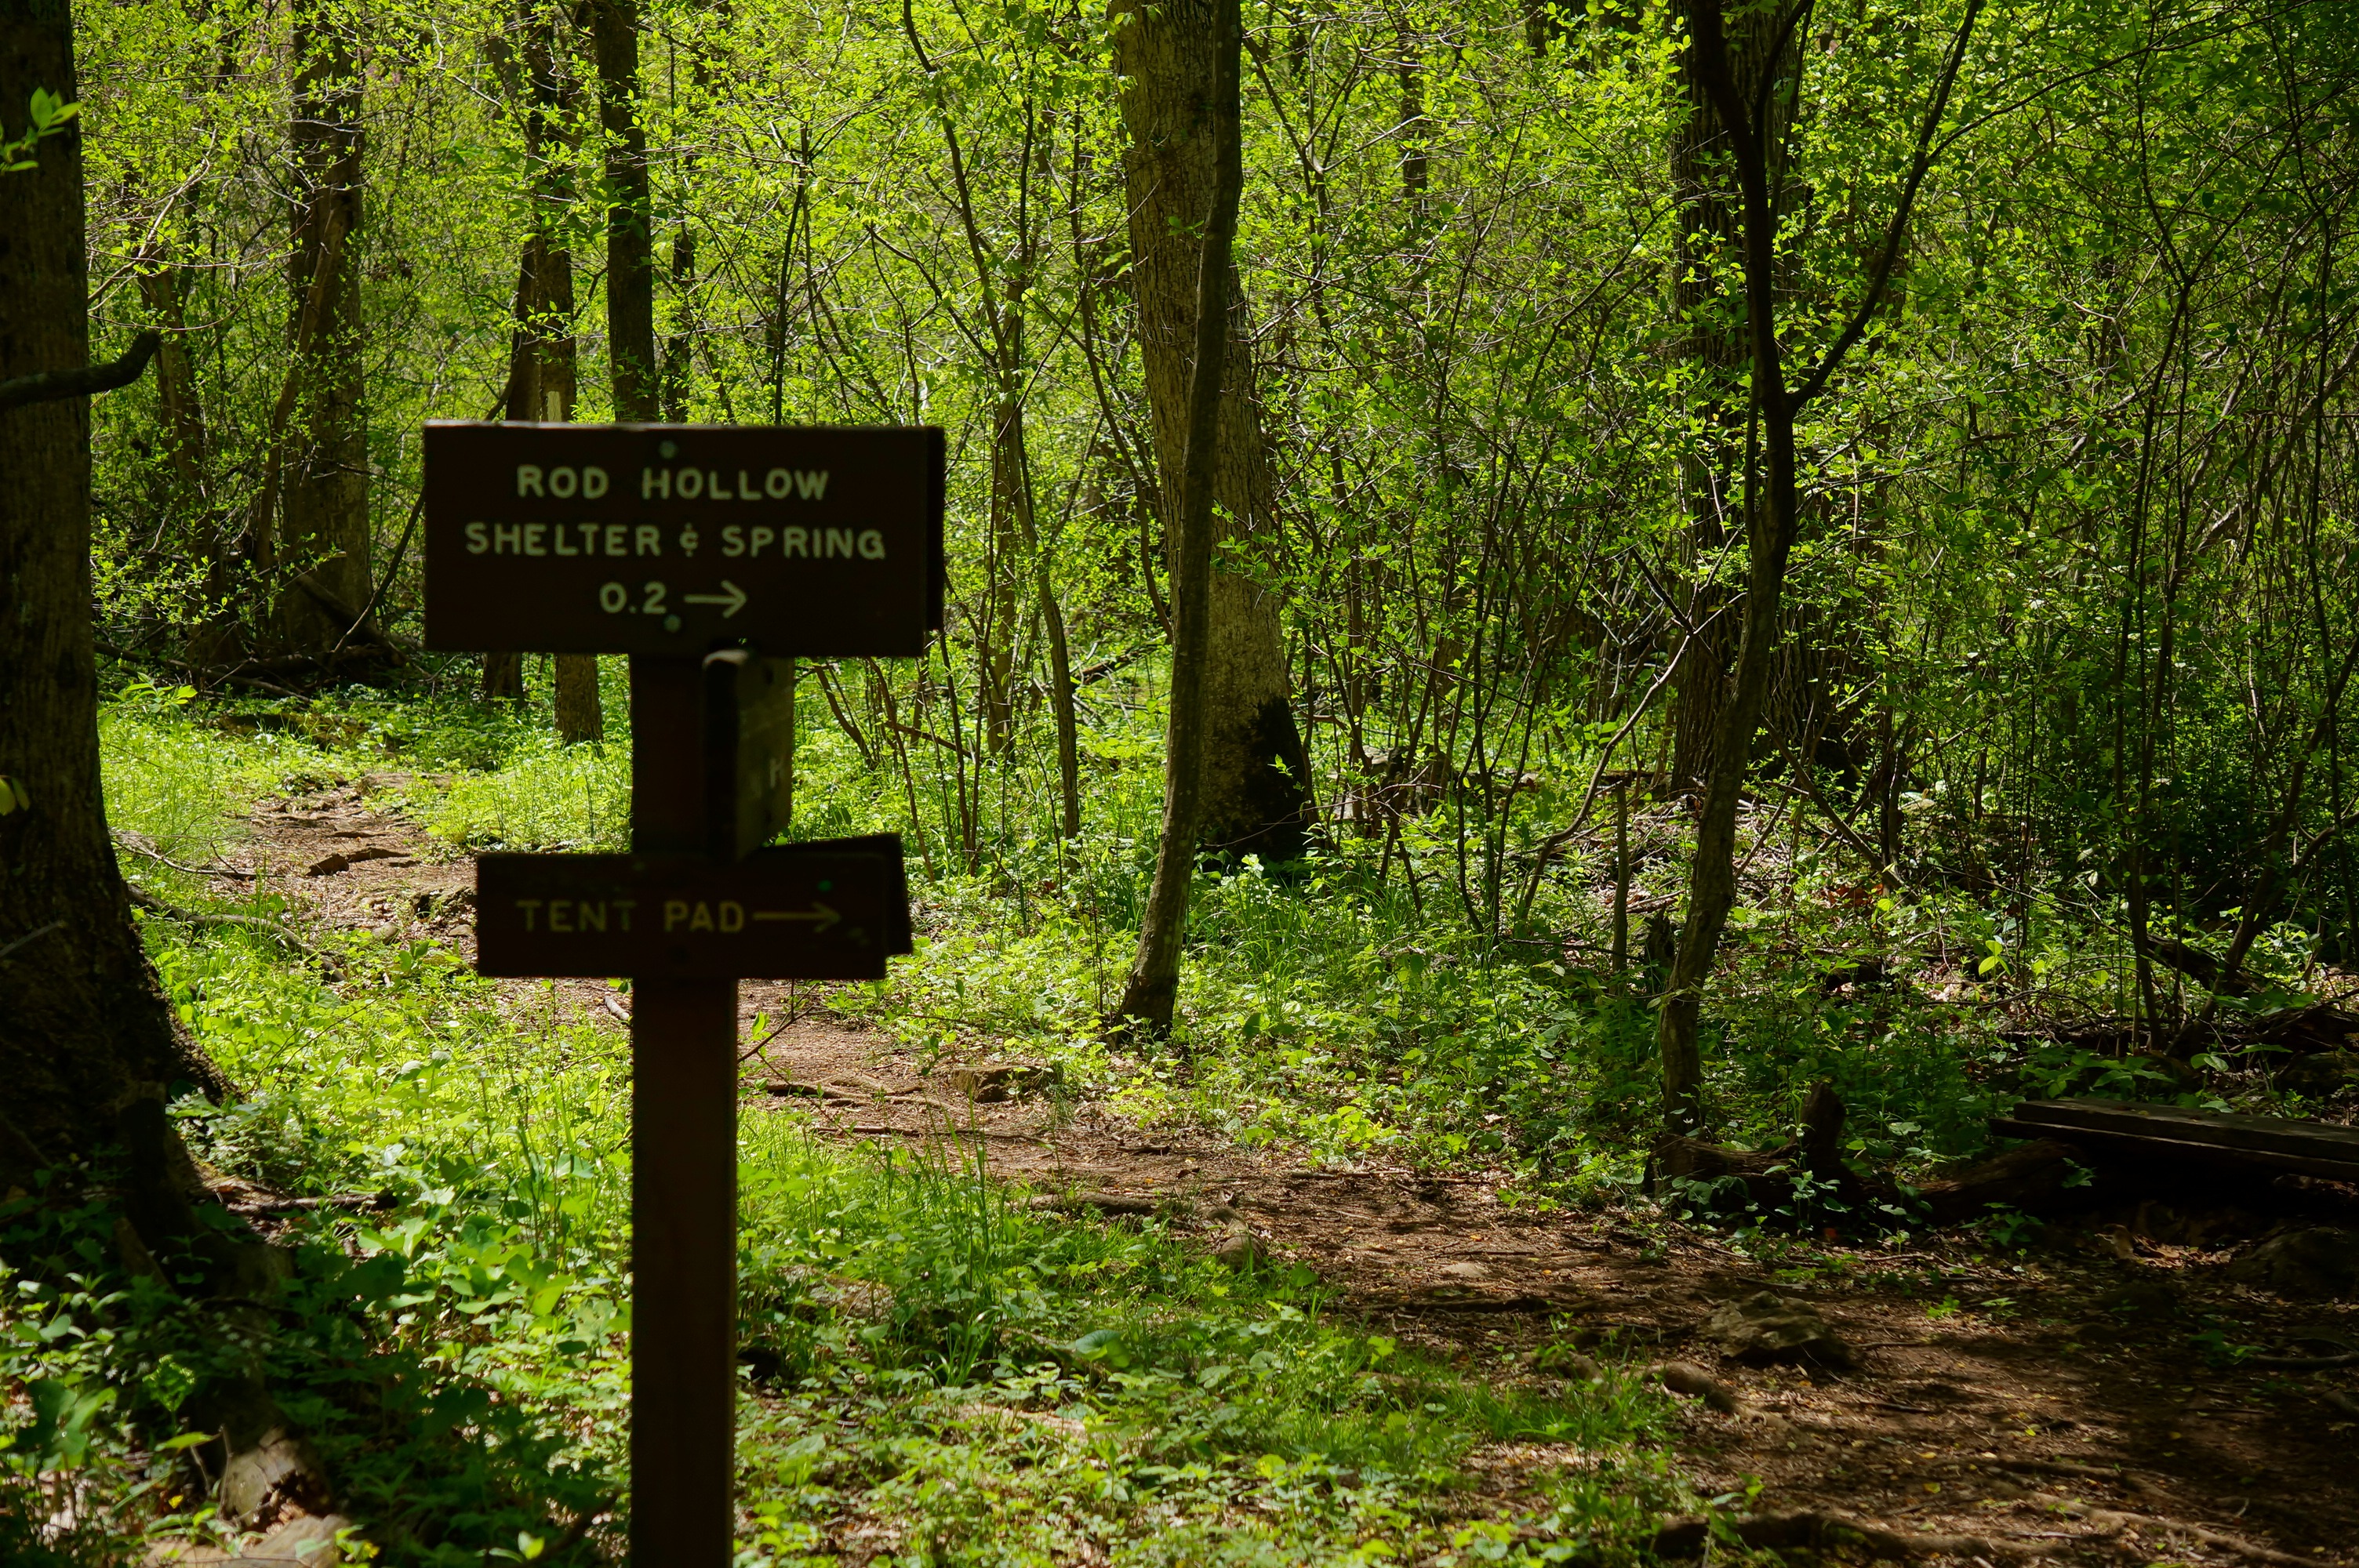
[421, 423, 945, 656]
[476, 837, 912, 980]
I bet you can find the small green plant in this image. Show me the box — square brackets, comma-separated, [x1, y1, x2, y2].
[2190, 1327, 2259, 1368]
[2, 87, 77, 173]
[1978, 1205, 2045, 1250]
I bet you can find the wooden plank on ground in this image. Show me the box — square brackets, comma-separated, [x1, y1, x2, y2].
[1996, 1097, 2359, 1181]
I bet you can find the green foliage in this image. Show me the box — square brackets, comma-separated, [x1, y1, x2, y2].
[418, 739, 631, 851]
[1, 87, 77, 173]
[2, 702, 1702, 1560]
[46, 0, 2359, 1543]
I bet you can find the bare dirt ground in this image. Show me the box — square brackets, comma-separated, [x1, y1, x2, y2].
[176, 787, 2359, 1565]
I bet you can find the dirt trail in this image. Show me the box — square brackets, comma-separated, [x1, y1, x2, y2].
[179, 788, 2359, 1564]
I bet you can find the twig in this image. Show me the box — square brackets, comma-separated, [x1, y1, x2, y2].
[2085, 1508, 2314, 1566]
[114, 831, 255, 880]
[0, 921, 65, 965]
[329, 487, 426, 656]
[2247, 1351, 2359, 1369]
[128, 887, 343, 973]
[229, 1191, 398, 1216]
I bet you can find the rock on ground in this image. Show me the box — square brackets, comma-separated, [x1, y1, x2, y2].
[1704, 1290, 1855, 1367]
[2227, 1226, 2359, 1299]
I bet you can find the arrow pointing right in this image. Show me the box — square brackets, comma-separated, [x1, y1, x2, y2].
[682, 580, 747, 618]
[753, 902, 840, 934]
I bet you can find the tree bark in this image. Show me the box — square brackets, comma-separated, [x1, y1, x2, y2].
[506, 4, 603, 745]
[1110, 0, 1241, 1036]
[594, 0, 658, 423]
[136, 262, 239, 663]
[1394, 14, 1427, 205]
[278, 0, 372, 653]
[1654, 0, 1978, 1129]
[660, 19, 715, 423]
[1, 0, 217, 1186]
[1665, 0, 1794, 794]
[2, 2, 322, 1516]
[1111, 0, 1314, 862]
[661, 216, 695, 421]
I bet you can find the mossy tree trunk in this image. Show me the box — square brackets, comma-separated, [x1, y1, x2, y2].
[2, 0, 322, 1520]
[1110, 0, 1314, 864]
[278, 0, 373, 652]
[1109, 0, 1242, 1036]
[505, 1, 602, 744]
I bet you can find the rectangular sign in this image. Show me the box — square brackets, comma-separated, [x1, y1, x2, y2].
[476, 837, 913, 980]
[423, 423, 945, 656]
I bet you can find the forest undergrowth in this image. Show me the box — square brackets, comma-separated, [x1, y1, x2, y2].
[4, 673, 2349, 1563]
[397, 660, 2357, 1174]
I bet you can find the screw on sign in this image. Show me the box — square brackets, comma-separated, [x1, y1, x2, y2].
[421, 422, 940, 1564]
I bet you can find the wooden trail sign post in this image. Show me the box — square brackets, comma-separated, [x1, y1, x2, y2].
[423, 422, 942, 1562]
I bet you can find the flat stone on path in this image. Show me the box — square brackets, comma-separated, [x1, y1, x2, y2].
[1704, 1290, 1854, 1367]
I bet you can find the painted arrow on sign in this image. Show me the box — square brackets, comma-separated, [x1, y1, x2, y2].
[752, 902, 840, 934]
[682, 581, 747, 617]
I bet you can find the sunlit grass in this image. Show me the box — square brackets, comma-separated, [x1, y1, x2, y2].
[1, 693, 1699, 1563]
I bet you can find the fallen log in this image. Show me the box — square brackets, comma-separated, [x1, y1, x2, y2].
[1652, 1082, 1899, 1219]
[2001, 1004, 2359, 1066]
[1916, 1137, 2103, 1225]
[1650, 1510, 1993, 1560]
[1027, 1191, 1191, 1218]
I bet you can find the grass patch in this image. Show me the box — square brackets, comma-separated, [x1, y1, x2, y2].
[2, 695, 1694, 1563]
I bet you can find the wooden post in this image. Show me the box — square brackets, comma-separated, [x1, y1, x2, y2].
[628, 655, 737, 1562]
[423, 421, 943, 1564]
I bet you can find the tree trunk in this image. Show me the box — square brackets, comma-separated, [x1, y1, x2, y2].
[981, 285, 1026, 757]
[661, 214, 694, 419]
[1111, 0, 1314, 863]
[1110, 0, 1241, 1036]
[135, 262, 238, 663]
[1655, 402, 1797, 1128]
[1655, 0, 1976, 1128]
[660, 22, 714, 423]
[136, 266, 210, 506]
[2, 2, 322, 1519]
[1664, 0, 1794, 794]
[482, 652, 525, 701]
[1394, 15, 1427, 205]
[1874, 707, 1906, 873]
[594, 0, 658, 423]
[279, 0, 371, 653]
[1, 0, 213, 1189]
[511, 4, 602, 744]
